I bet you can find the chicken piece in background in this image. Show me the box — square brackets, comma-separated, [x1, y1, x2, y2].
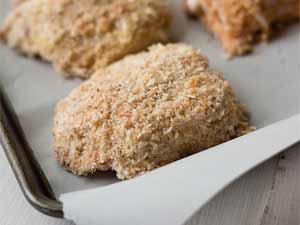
[184, 0, 300, 56]
[0, 0, 171, 78]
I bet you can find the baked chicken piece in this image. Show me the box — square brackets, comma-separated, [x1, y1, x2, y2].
[0, 0, 171, 78]
[53, 43, 252, 180]
[184, 0, 300, 56]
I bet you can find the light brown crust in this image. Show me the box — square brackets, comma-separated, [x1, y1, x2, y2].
[53, 43, 252, 180]
[0, 0, 171, 78]
[184, 0, 300, 56]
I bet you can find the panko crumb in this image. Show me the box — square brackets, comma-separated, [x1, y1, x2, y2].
[53, 43, 253, 180]
[184, 0, 300, 56]
[0, 0, 171, 78]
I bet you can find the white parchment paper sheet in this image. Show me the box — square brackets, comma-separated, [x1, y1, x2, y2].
[0, 0, 299, 224]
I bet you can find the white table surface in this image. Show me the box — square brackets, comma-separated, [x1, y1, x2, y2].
[0, 143, 298, 225]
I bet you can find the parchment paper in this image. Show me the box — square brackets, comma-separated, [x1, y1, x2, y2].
[60, 114, 300, 225]
[0, 0, 299, 224]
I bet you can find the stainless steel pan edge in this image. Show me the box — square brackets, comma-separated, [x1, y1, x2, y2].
[0, 85, 63, 218]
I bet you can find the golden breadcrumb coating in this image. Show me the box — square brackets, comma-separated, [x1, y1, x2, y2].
[0, 0, 171, 78]
[53, 43, 252, 180]
[184, 0, 300, 56]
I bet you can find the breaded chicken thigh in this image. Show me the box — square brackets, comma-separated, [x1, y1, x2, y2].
[0, 0, 171, 78]
[184, 0, 300, 56]
[53, 43, 252, 180]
